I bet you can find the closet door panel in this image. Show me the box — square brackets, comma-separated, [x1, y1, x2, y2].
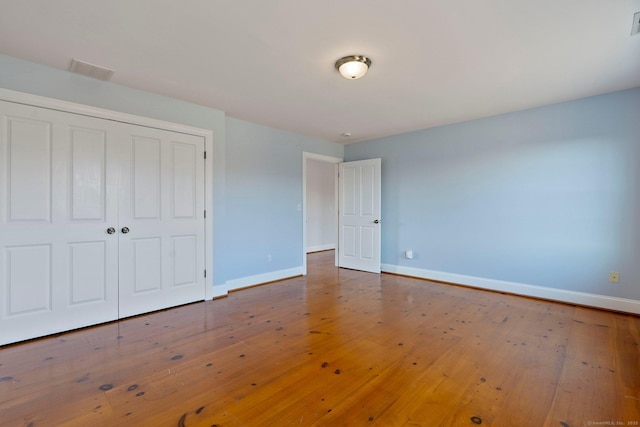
[70, 127, 107, 221]
[118, 126, 205, 318]
[132, 136, 161, 219]
[172, 234, 197, 286]
[6, 116, 51, 222]
[164, 135, 205, 302]
[69, 241, 107, 305]
[5, 244, 51, 316]
[132, 237, 162, 293]
[172, 142, 197, 219]
[0, 101, 119, 345]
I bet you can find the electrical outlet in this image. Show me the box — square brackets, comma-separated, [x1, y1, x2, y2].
[609, 272, 619, 283]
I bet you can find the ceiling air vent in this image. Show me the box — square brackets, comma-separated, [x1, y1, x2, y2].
[632, 11, 640, 36]
[68, 59, 114, 81]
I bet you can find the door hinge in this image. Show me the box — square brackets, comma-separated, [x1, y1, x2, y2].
[204, 151, 207, 159]
[204, 269, 207, 278]
[204, 209, 206, 218]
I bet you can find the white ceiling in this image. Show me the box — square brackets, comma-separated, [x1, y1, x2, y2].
[1, 1, 639, 144]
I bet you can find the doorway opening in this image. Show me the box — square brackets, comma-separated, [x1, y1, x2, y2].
[302, 152, 342, 275]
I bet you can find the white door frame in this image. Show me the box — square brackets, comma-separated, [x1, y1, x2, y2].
[302, 152, 342, 275]
[0, 88, 216, 299]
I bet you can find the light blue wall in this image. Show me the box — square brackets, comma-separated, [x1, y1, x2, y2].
[345, 88, 640, 300]
[225, 117, 342, 281]
[0, 53, 344, 287]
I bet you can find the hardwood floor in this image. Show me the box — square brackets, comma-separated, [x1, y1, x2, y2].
[1, 250, 638, 426]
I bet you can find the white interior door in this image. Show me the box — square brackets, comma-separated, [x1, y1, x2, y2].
[0, 102, 119, 345]
[338, 158, 381, 273]
[117, 125, 205, 318]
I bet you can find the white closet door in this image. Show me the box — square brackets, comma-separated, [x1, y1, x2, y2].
[0, 102, 119, 345]
[117, 125, 205, 318]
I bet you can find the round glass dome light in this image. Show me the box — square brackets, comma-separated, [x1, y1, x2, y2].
[335, 55, 372, 79]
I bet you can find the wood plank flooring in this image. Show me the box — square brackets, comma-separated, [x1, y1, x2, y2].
[1, 250, 638, 426]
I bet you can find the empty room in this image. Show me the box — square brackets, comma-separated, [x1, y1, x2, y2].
[1, 1, 639, 426]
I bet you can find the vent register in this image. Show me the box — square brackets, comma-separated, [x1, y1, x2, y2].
[68, 59, 114, 81]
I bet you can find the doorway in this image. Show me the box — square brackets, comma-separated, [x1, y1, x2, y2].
[302, 152, 342, 275]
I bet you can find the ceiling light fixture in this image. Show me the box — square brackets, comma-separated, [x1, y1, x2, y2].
[335, 55, 372, 79]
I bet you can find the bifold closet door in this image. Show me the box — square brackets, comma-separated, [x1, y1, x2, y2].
[0, 102, 119, 345]
[0, 100, 206, 345]
[117, 125, 205, 318]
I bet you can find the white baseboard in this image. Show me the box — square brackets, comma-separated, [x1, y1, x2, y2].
[381, 264, 640, 315]
[207, 284, 229, 300]
[225, 266, 304, 293]
[306, 244, 335, 253]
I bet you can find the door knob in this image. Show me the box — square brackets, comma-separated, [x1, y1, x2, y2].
[121, 227, 130, 234]
[373, 219, 380, 224]
[106, 227, 116, 234]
